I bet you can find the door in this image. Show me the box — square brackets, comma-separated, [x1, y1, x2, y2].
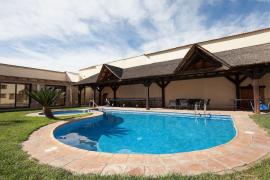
[240, 85, 265, 110]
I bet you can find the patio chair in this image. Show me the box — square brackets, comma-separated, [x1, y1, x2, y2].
[187, 99, 196, 109]
[250, 100, 269, 112]
[249, 101, 270, 112]
[198, 99, 204, 109]
[168, 100, 177, 109]
[205, 99, 211, 108]
[178, 99, 188, 109]
[260, 103, 269, 111]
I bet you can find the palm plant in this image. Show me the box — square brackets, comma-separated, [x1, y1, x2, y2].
[27, 88, 65, 118]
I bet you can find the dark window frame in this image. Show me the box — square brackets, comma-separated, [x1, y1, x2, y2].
[0, 82, 32, 109]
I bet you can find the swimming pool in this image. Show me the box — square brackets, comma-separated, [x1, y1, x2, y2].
[54, 110, 236, 154]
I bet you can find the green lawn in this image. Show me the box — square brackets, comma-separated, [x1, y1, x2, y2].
[0, 110, 270, 180]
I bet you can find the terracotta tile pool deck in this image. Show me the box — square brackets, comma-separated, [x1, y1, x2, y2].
[22, 108, 270, 176]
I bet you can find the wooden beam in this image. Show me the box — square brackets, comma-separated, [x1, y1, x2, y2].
[247, 67, 268, 79]
[164, 80, 170, 87]
[239, 75, 247, 84]
[156, 81, 162, 88]
[253, 78, 260, 114]
[225, 76, 236, 84]
[143, 80, 153, 87]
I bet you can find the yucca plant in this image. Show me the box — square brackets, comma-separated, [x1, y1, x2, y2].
[27, 88, 64, 118]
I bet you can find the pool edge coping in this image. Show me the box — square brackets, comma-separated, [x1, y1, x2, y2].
[23, 109, 270, 176]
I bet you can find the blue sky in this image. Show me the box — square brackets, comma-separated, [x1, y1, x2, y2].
[0, 0, 269, 72]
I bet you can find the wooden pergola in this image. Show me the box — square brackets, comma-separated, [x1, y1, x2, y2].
[76, 44, 270, 113]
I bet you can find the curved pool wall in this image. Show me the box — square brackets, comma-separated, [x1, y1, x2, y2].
[54, 110, 236, 154]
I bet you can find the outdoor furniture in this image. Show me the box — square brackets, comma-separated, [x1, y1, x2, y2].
[260, 103, 269, 111]
[206, 99, 211, 107]
[176, 99, 188, 109]
[187, 99, 198, 109]
[168, 100, 177, 109]
[250, 99, 270, 112]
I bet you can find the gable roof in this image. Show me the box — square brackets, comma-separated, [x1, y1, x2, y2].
[76, 42, 270, 85]
[105, 64, 123, 78]
[97, 64, 123, 82]
[174, 44, 231, 73]
[215, 42, 270, 67]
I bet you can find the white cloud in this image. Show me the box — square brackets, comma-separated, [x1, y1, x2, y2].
[0, 0, 269, 72]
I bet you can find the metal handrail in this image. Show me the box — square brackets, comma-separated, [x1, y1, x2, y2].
[89, 99, 98, 108]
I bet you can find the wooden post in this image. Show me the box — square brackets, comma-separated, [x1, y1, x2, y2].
[235, 75, 240, 109]
[146, 85, 150, 110]
[83, 86, 86, 105]
[249, 67, 267, 114]
[253, 78, 260, 114]
[98, 90, 102, 106]
[225, 75, 247, 110]
[111, 84, 119, 99]
[90, 86, 96, 105]
[93, 88, 96, 103]
[97, 86, 104, 106]
[156, 80, 170, 108]
[144, 80, 152, 110]
[161, 85, 165, 107]
[78, 86, 82, 106]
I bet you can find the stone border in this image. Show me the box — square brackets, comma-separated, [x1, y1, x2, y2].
[26, 108, 92, 117]
[22, 109, 270, 176]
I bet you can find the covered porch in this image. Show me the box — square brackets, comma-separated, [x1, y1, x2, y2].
[76, 44, 270, 114]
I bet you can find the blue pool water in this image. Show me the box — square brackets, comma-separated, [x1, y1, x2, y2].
[54, 110, 236, 154]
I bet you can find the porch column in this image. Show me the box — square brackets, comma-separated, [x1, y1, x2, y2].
[144, 80, 152, 110]
[90, 85, 97, 104]
[253, 78, 260, 114]
[156, 80, 170, 108]
[249, 67, 267, 114]
[93, 88, 96, 103]
[225, 74, 247, 110]
[78, 86, 82, 106]
[97, 86, 104, 106]
[83, 85, 86, 105]
[111, 84, 119, 99]
[65, 85, 72, 106]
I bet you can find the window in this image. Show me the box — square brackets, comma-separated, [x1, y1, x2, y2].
[1, 84, 7, 89]
[0, 83, 31, 108]
[16, 84, 30, 107]
[0, 83, 15, 108]
[9, 93, 15, 99]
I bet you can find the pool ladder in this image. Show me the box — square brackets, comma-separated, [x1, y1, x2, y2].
[89, 99, 98, 108]
[194, 101, 209, 118]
